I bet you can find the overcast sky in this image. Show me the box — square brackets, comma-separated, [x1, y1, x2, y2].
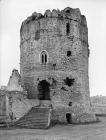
[0, 0, 106, 96]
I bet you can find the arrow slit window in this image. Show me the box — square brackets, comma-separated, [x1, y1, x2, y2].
[66, 23, 70, 35]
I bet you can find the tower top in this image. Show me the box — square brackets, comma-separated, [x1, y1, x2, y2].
[21, 7, 87, 29]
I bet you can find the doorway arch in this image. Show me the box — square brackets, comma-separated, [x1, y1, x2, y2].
[37, 80, 50, 100]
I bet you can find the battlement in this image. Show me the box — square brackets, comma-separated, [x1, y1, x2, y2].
[21, 7, 87, 30]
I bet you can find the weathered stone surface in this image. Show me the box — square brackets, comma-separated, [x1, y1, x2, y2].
[32, 12, 38, 17]
[0, 90, 8, 116]
[52, 9, 59, 17]
[44, 10, 52, 17]
[0, 88, 41, 122]
[19, 7, 96, 123]
[51, 103, 97, 123]
[11, 98, 40, 121]
[6, 69, 23, 92]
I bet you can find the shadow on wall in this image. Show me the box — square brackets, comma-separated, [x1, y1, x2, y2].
[64, 77, 75, 87]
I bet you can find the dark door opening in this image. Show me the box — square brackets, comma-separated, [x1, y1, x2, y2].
[37, 80, 50, 100]
[66, 113, 72, 123]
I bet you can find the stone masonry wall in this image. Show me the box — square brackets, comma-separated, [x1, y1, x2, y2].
[20, 7, 90, 109]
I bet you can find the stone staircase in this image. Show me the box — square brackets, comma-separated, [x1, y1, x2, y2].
[15, 107, 52, 129]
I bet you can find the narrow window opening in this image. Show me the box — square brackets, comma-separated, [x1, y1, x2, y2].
[53, 63, 56, 70]
[66, 23, 70, 35]
[67, 51, 72, 57]
[45, 54, 47, 63]
[42, 55, 44, 64]
[69, 102, 72, 106]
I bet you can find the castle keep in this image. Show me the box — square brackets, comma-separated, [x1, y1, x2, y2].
[0, 7, 97, 127]
[20, 7, 89, 106]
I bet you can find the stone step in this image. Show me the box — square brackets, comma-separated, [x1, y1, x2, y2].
[19, 114, 49, 120]
[16, 122, 48, 125]
[16, 124, 49, 129]
[15, 107, 51, 129]
[16, 119, 48, 125]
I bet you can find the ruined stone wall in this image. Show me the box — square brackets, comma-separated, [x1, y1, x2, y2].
[0, 90, 8, 116]
[20, 7, 90, 106]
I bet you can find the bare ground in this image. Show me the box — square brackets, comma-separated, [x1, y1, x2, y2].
[0, 117, 106, 140]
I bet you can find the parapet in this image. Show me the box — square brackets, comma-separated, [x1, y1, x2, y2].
[21, 7, 86, 30]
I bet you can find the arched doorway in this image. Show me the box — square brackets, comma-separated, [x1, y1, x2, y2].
[37, 80, 50, 100]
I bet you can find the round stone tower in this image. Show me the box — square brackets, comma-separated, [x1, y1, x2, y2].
[20, 7, 96, 123]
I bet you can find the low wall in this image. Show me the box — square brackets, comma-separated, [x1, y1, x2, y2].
[92, 104, 106, 115]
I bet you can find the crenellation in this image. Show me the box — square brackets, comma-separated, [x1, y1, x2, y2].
[44, 9, 52, 17]
[20, 7, 83, 33]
